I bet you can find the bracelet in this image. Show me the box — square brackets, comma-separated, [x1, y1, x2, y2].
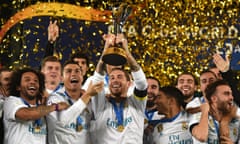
[53, 103, 59, 111]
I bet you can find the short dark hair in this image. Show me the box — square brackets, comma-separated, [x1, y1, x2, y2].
[63, 60, 80, 69]
[41, 56, 61, 69]
[176, 72, 198, 85]
[62, 60, 82, 74]
[9, 68, 45, 102]
[0, 67, 12, 86]
[147, 76, 161, 89]
[159, 86, 184, 107]
[200, 69, 217, 78]
[0, 67, 11, 75]
[110, 68, 130, 81]
[71, 52, 89, 66]
[205, 80, 229, 102]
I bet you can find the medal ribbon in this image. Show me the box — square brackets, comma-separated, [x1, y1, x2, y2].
[20, 98, 42, 127]
[145, 109, 155, 120]
[64, 91, 83, 126]
[105, 75, 109, 86]
[200, 97, 205, 103]
[110, 98, 124, 127]
[212, 117, 220, 139]
[53, 84, 62, 93]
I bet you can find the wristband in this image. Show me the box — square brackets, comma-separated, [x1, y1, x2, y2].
[53, 103, 59, 111]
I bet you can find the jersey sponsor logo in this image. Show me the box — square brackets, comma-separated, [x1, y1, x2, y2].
[28, 125, 47, 135]
[64, 122, 89, 131]
[208, 138, 218, 144]
[106, 117, 132, 130]
[168, 135, 193, 144]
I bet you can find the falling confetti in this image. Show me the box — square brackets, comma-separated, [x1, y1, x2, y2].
[0, 0, 240, 86]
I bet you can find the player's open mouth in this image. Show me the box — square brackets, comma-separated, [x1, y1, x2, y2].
[70, 78, 79, 83]
[28, 86, 36, 90]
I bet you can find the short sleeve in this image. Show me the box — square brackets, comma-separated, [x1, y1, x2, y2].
[3, 96, 27, 121]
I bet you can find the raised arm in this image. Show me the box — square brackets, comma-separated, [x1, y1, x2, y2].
[115, 33, 140, 72]
[115, 34, 147, 91]
[44, 20, 59, 58]
[95, 34, 116, 75]
[47, 80, 103, 124]
[191, 102, 210, 142]
[213, 53, 240, 106]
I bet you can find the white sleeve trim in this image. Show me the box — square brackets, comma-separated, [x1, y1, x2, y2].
[131, 68, 147, 90]
[92, 71, 105, 83]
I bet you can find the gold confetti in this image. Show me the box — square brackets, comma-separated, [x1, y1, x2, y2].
[0, 0, 240, 85]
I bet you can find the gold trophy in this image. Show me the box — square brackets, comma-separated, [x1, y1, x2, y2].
[102, 3, 132, 66]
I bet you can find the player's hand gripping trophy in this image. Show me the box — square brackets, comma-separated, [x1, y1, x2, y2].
[102, 3, 132, 66]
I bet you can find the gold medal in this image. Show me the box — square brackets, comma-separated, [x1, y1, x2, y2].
[117, 125, 124, 132]
[34, 126, 41, 133]
[77, 125, 83, 132]
[144, 119, 148, 124]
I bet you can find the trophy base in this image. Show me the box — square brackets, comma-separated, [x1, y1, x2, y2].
[102, 47, 127, 66]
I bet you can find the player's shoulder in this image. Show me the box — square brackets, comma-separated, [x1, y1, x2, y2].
[4, 96, 22, 104]
[47, 89, 66, 104]
[186, 97, 202, 109]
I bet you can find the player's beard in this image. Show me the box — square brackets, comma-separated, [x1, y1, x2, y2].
[26, 93, 37, 100]
[111, 91, 122, 97]
[183, 93, 193, 101]
[110, 87, 124, 98]
[24, 89, 39, 101]
[146, 100, 155, 108]
[147, 92, 156, 108]
[218, 101, 232, 115]
[156, 104, 168, 116]
[21, 88, 38, 101]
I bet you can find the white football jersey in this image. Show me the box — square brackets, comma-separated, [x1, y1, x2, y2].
[186, 96, 208, 144]
[192, 114, 240, 143]
[188, 97, 240, 143]
[0, 94, 4, 118]
[90, 91, 147, 144]
[89, 69, 147, 144]
[186, 97, 203, 110]
[46, 88, 93, 144]
[152, 111, 193, 144]
[3, 96, 47, 144]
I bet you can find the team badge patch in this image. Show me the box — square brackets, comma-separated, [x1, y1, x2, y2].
[233, 127, 237, 136]
[144, 119, 148, 124]
[77, 125, 83, 132]
[182, 122, 188, 130]
[209, 119, 214, 128]
[157, 124, 163, 133]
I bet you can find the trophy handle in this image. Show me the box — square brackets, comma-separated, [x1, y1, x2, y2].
[119, 4, 132, 27]
[113, 3, 132, 34]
